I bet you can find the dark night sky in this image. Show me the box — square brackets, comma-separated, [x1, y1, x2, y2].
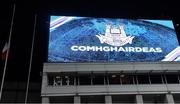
[0, 0, 179, 103]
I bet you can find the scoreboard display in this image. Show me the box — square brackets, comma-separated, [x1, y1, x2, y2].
[48, 16, 180, 62]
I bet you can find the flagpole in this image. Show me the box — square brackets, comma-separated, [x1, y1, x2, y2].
[0, 3, 16, 101]
[25, 14, 37, 104]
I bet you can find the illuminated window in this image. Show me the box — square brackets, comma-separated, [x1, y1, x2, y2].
[108, 74, 120, 84]
[120, 75, 134, 84]
[48, 74, 75, 86]
[62, 75, 74, 86]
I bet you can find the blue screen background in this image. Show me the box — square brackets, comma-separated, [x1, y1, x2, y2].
[48, 16, 179, 62]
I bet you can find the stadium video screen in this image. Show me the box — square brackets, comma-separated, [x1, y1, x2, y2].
[48, 16, 180, 62]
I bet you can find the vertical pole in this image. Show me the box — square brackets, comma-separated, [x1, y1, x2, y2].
[177, 74, 180, 84]
[132, 75, 135, 84]
[91, 72, 93, 85]
[161, 74, 165, 84]
[0, 4, 16, 101]
[74, 75, 76, 86]
[120, 73, 122, 85]
[107, 74, 109, 85]
[148, 74, 151, 84]
[104, 74, 106, 85]
[24, 14, 37, 104]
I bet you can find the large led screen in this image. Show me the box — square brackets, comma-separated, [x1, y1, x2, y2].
[48, 16, 180, 62]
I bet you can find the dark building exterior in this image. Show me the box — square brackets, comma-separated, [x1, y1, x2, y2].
[0, 0, 180, 103]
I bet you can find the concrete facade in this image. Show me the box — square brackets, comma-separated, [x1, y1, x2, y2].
[41, 62, 180, 103]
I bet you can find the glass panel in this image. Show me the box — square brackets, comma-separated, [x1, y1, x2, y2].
[137, 75, 150, 84]
[79, 75, 91, 85]
[48, 74, 75, 86]
[81, 95, 105, 103]
[120, 75, 134, 84]
[166, 74, 179, 84]
[92, 75, 104, 85]
[50, 96, 74, 103]
[150, 75, 163, 84]
[62, 75, 74, 86]
[108, 74, 120, 84]
[143, 94, 165, 103]
[48, 75, 54, 86]
[112, 95, 135, 103]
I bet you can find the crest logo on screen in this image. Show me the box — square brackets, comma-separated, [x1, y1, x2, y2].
[96, 23, 134, 46]
[70, 22, 163, 53]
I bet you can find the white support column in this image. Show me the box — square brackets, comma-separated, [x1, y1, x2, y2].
[136, 94, 143, 104]
[41, 73, 49, 104]
[165, 94, 174, 104]
[42, 97, 49, 104]
[41, 73, 48, 94]
[74, 96, 81, 104]
[105, 95, 112, 104]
